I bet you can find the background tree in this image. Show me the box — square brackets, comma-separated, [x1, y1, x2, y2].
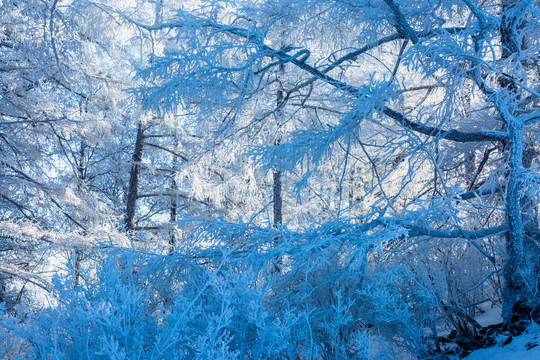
[0, 0, 143, 303]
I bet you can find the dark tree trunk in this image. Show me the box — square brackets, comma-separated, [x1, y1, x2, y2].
[73, 140, 87, 288]
[125, 122, 145, 231]
[273, 170, 282, 228]
[169, 135, 178, 253]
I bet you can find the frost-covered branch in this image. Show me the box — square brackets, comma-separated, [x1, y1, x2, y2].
[382, 107, 508, 143]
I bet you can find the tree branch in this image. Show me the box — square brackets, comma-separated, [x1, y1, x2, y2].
[382, 0, 419, 44]
[145, 143, 188, 161]
[137, 192, 210, 206]
[406, 224, 507, 239]
[382, 107, 508, 142]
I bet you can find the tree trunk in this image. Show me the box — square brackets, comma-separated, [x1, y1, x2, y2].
[502, 118, 527, 322]
[273, 49, 285, 229]
[273, 169, 282, 228]
[169, 135, 178, 253]
[73, 140, 86, 288]
[521, 141, 539, 300]
[125, 122, 145, 231]
[499, 0, 534, 323]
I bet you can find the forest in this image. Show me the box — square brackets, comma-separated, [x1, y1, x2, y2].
[0, 0, 539, 359]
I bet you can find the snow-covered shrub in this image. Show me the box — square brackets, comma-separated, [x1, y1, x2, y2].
[0, 245, 324, 358]
[0, 248, 242, 359]
[0, 218, 385, 359]
[2, 215, 507, 360]
[359, 267, 440, 359]
[4, 216, 494, 360]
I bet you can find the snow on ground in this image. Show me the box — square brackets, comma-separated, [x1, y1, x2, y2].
[464, 322, 540, 360]
[475, 302, 502, 327]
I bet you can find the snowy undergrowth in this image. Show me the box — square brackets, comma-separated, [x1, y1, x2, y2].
[0, 219, 453, 359]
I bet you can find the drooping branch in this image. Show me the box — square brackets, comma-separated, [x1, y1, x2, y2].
[382, 107, 508, 142]
[289, 33, 406, 92]
[0, 194, 34, 220]
[0, 264, 55, 295]
[275, 47, 507, 143]
[462, 0, 490, 30]
[145, 142, 189, 162]
[130, 14, 508, 144]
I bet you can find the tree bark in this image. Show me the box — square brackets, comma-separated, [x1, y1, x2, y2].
[502, 117, 527, 322]
[521, 140, 539, 302]
[125, 122, 145, 231]
[273, 170, 282, 228]
[73, 140, 87, 288]
[169, 135, 178, 253]
[499, 0, 535, 323]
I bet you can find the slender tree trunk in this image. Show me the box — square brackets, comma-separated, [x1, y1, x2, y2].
[169, 193, 177, 252]
[73, 140, 87, 288]
[169, 135, 178, 253]
[271, 32, 286, 276]
[272, 91, 283, 270]
[73, 248, 83, 288]
[273, 50, 286, 229]
[77, 140, 86, 187]
[273, 169, 282, 228]
[124, 1, 162, 234]
[125, 122, 145, 231]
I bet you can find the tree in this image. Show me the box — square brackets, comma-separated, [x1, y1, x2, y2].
[0, 0, 142, 302]
[135, 0, 539, 323]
